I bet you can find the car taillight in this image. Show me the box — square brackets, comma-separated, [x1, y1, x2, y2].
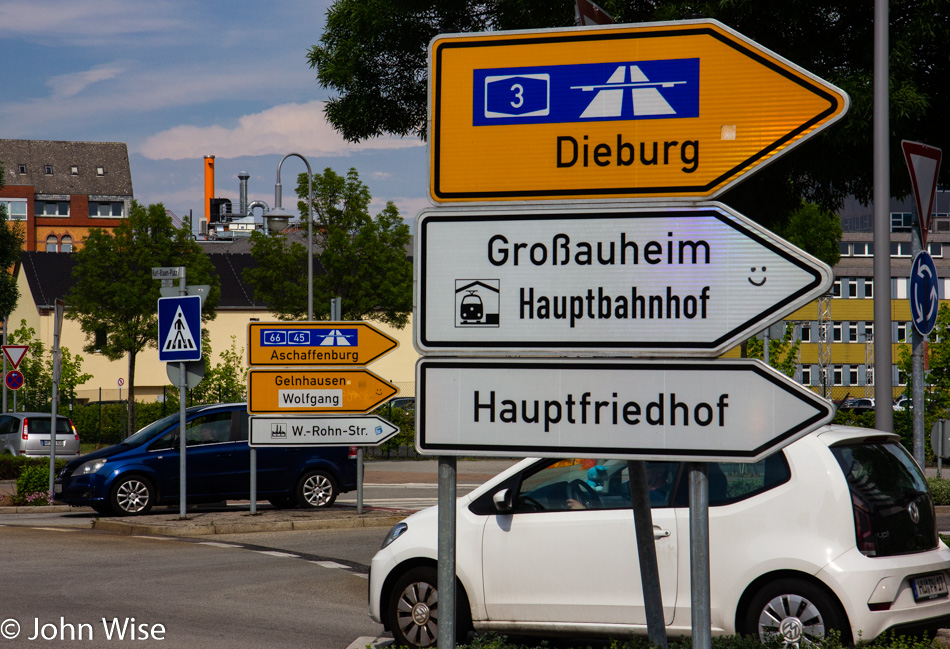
[71, 421, 79, 441]
[349, 446, 358, 460]
[852, 492, 876, 556]
[22, 418, 28, 440]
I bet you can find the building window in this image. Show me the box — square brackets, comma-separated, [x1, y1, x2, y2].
[898, 370, 908, 386]
[865, 323, 874, 341]
[848, 280, 857, 298]
[891, 212, 913, 232]
[848, 323, 858, 342]
[896, 277, 908, 300]
[833, 366, 843, 386]
[864, 279, 873, 298]
[44, 165, 53, 175]
[801, 366, 812, 385]
[94, 328, 107, 350]
[833, 279, 841, 297]
[852, 242, 873, 257]
[867, 368, 874, 386]
[897, 322, 908, 342]
[96, 166, 105, 177]
[45, 235, 58, 252]
[0, 199, 27, 221]
[800, 323, 811, 343]
[849, 366, 858, 385]
[890, 241, 913, 257]
[34, 200, 70, 217]
[839, 242, 850, 257]
[89, 201, 124, 218]
[930, 242, 943, 257]
[17, 164, 26, 174]
[833, 323, 842, 342]
[60, 235, 72, 253]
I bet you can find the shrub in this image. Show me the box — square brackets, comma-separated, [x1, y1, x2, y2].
[0, 454, 66, 480]
[12, 464, 53, 506]
[928, 477, 950, 506]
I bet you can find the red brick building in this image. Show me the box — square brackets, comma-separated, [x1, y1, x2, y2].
[0, 139, 133, 251]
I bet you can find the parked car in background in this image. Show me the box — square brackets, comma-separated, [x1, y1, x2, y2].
[370, 425, 950, 648]
[0, 412, 80, 459]
[54, 403, 357, 516]
[894, 397, 910, 411]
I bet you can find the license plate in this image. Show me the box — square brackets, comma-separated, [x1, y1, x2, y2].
[41, 440, 65, 447]
[54, 483, 62, 494]
[912, 574, 949, 601]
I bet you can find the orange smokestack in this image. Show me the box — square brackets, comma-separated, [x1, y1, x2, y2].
[204, 155, 215, 226]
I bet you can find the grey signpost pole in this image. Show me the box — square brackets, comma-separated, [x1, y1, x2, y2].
[911, 224, 926, 466]
[438, 456, 457, 648]
[689, 463, 711, 649]
[628, 460, 668, 648]
[48, 299, 64, 495]
[178, 267, 188, 520]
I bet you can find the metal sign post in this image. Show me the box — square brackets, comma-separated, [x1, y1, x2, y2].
[48, 299, 64, 494]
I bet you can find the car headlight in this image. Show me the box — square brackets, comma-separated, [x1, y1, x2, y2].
[381, 522, 408, 549]
[72, 458, 108, 476]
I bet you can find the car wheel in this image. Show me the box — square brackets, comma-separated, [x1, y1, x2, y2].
[295, 470, 337, 508]
[110, 476, 154, 516]
[386, 566, 472, 648]
[741, 578, 851, 647]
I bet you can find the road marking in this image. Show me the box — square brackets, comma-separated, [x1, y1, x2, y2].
[133, 535, 178, 541]
[312, 560, 349, 569]
[200, 542, 242, 548]
[254, 550, 299, 558]
[30, 527, 76, 532]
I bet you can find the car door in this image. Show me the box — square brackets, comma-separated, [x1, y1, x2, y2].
[182, 409, 245, 498]
[481, 459, 679, 626]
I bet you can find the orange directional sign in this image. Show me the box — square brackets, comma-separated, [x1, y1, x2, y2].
[247, 368, 399, 414]
[247, 321, 398, 367]
[429, 19, 849, 202]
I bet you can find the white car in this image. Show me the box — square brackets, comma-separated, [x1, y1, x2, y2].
[369, 426, 950, 647]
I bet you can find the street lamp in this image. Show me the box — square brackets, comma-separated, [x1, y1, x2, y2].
[267, 153, 314, 320]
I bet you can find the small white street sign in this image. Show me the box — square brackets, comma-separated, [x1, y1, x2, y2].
[249, 415, 399, 447]
[416, 357, 833, 462]
[416, 202, 832, 356]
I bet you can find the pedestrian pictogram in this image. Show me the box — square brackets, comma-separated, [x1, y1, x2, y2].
[157, 295, 202, 362]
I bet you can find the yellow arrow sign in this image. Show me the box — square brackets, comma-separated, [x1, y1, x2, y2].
[247, 321, 398, 367]
[247, 369, 399, 414]
[429, 19, 849, 202]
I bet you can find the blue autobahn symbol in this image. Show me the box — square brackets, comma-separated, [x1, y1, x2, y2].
[473, 58, 699, 126]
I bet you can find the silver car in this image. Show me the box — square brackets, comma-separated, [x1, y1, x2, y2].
[0, 412, 80, 458]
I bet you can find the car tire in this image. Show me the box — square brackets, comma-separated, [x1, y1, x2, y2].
[109, 476, 155, 516]
[386, 566, 472, 648]
[295, 470, 337, 508]
[741, 578, 851, 646]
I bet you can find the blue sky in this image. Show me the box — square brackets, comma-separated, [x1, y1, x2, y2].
[0, 0, 428, 224]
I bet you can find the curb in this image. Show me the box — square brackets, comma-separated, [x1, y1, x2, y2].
[0, 505, 90, 514]
[91, 512, 409, 537]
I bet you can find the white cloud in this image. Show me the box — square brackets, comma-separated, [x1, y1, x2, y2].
[47, 63, 125, 98]
[137, 101, 423, 160]
[0, 1, 184, 43]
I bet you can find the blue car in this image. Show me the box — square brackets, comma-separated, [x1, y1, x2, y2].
[54, 403, 357, 516]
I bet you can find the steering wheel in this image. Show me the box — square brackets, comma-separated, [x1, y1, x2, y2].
[517, 495, 544, 512]
[568, 479, 601, 509]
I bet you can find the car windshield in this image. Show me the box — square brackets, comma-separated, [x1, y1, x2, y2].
[25, 417, 72, 434]
[120, 412, 180, 448]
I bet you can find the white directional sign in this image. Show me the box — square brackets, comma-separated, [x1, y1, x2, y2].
[249, 415, 399, 447]
[417, 358, 833, 462]
[416, 202, 832, 356]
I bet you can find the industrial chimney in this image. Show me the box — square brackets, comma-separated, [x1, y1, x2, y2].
[238, 170, 250, 217]
[203, 155, 215, 229]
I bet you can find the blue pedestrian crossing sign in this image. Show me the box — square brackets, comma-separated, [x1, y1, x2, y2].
[158, 296, 202, 362]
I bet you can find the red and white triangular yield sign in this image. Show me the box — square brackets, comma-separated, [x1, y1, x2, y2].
[902, 140, 943, 248]
[2, 344, 28, 369]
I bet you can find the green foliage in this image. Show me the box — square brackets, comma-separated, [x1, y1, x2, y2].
[927, 477, 950, 506]
[832, 407, 878, 431]
[66, 201, 220, 430]
[373, 404, 415, 455]
[0, 160, 23, 318]
[896, 305, 950, 452]
[6, 319, 92, 412]
[189, 335, 247, 404]
[743, 323, 801, 378]
[244, 167, 412, 327]
[12, 464, 52, 505]
[774, 202, 843, 268]
[0, 454, 67, 481]
[311, 0, 950, 227]
[69, 400, 175, 448]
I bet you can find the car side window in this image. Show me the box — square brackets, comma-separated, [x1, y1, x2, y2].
[673, 452, 791, 506]
[0, 415, 13, 436]
[236, 411, 249, 442]
[184, 411, 233, 446]
[514, 459, 643, 512]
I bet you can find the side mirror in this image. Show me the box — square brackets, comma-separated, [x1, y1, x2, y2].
[492, 488, 513, 513]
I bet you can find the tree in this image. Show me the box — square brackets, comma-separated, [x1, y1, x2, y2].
[774, 202, 843, 268]
[743, 323, 802, 379]
[244, 167, 412, 326]
[7, 319, 92, 412]
[309, 0, 950, 229]
[189, 335, 247, 405]
[66, 202, 220, 432]
[0, 162, 24, 321]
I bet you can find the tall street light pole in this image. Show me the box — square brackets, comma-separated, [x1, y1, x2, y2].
[268, 153, 314, 320]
